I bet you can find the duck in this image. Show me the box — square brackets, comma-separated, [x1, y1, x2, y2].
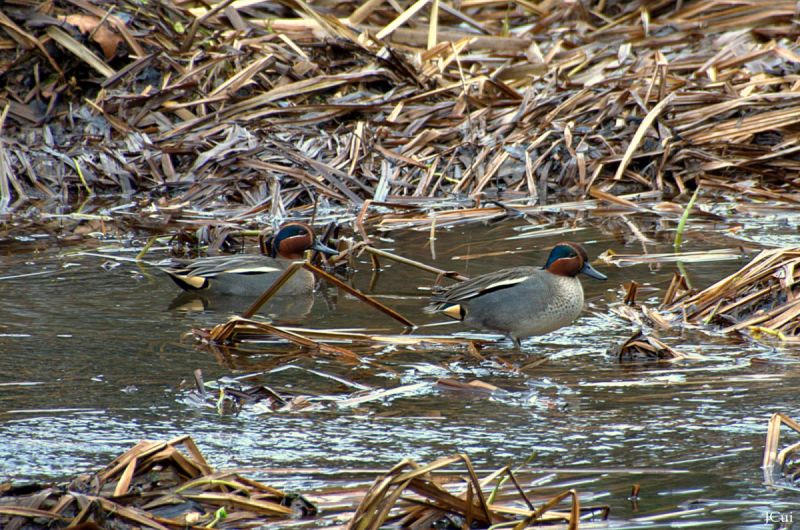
[426, 242, 607, 348]
[162, 223, 338, 296]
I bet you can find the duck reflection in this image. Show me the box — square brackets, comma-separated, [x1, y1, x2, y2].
[167, 290, 314, 324]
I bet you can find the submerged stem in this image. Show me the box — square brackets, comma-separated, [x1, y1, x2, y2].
[674, 185, 701, 252]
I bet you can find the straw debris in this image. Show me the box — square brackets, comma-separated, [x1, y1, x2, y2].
[0, 436, 313, 529]
[3, 1, 800, 229]
[0, 436, 628, 529]
[611, 329, 684, 362]
[348, 453, 605, 529]
[763, 413, 800, 488]
[662, 247, 800, 341]
[187, 367, 441, 414]
[610, 247, 800, 343]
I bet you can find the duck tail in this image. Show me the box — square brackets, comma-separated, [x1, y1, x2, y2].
[163, 269, 208, 291]
[425, 302, 464, 321]
[423, 303, 440, 314]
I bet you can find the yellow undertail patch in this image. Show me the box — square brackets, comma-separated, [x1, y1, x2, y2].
[175, 274, 207, 289]
[442, 304, 463, 320]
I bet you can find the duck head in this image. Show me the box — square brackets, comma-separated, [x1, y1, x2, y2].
[544, 242, 607, 280]
[265, 223, 338, 259]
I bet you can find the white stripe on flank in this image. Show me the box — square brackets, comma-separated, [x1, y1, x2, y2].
[482, 276, 529, 291]
[223, 266, 280, 274]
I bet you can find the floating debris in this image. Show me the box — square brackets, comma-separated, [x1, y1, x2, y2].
[185, 368, 511, 416]
[0, 437, 610, 529]
[0, 435, 766, 529]
[611, 248, 800, 344]
[0, 436, 314, 529]
[195, 318, 488, 355]
[663, 248, 800, 341]
[611, 329, 685, 362]
[763, 413, 800, 488]
[348, 454, 607, 529]
[598, 248, 745, 267]
[190, 369, 434, 415]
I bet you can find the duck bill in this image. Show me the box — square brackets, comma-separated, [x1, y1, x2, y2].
[581, 262, 607, 280]
[311, 239, 339, 256]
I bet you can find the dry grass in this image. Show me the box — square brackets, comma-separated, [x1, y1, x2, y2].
[612, 328, 684, 362]
[1, 0, 800, 233]
[0, 436, 309, 529]
[662, 247, 800, 341]
[763, 413, 800, 488]
[0, 437, 612, 529]
[607, 246, 800, 345]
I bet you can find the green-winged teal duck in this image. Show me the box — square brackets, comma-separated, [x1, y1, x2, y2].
[162, 223, 337, 296]
[426, 242, 607, 347]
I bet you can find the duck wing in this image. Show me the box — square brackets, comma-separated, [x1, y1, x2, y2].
[165, 255, 281, 278]
[427, 266, 539, 310]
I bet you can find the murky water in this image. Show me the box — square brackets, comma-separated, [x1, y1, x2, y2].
[2, 216, 800, 527]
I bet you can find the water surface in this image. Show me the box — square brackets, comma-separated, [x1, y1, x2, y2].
[2, 218, 799, 527]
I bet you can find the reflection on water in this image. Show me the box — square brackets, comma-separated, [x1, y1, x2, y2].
[167, 290, 315, 324]
[1, 220, 799, 526]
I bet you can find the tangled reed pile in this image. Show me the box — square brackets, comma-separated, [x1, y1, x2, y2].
[1, 0, 799, 226]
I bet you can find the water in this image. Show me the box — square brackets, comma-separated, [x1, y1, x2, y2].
[2, 217, 800, 527]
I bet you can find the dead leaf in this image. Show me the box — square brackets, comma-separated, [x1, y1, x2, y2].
[60, 14, 124, 60]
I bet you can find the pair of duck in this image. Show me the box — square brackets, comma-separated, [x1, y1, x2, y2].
[163, 223, 607, 346]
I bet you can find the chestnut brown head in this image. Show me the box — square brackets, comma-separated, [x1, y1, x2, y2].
[544, 242, 607, 280]
[265, 223, 338, 260]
